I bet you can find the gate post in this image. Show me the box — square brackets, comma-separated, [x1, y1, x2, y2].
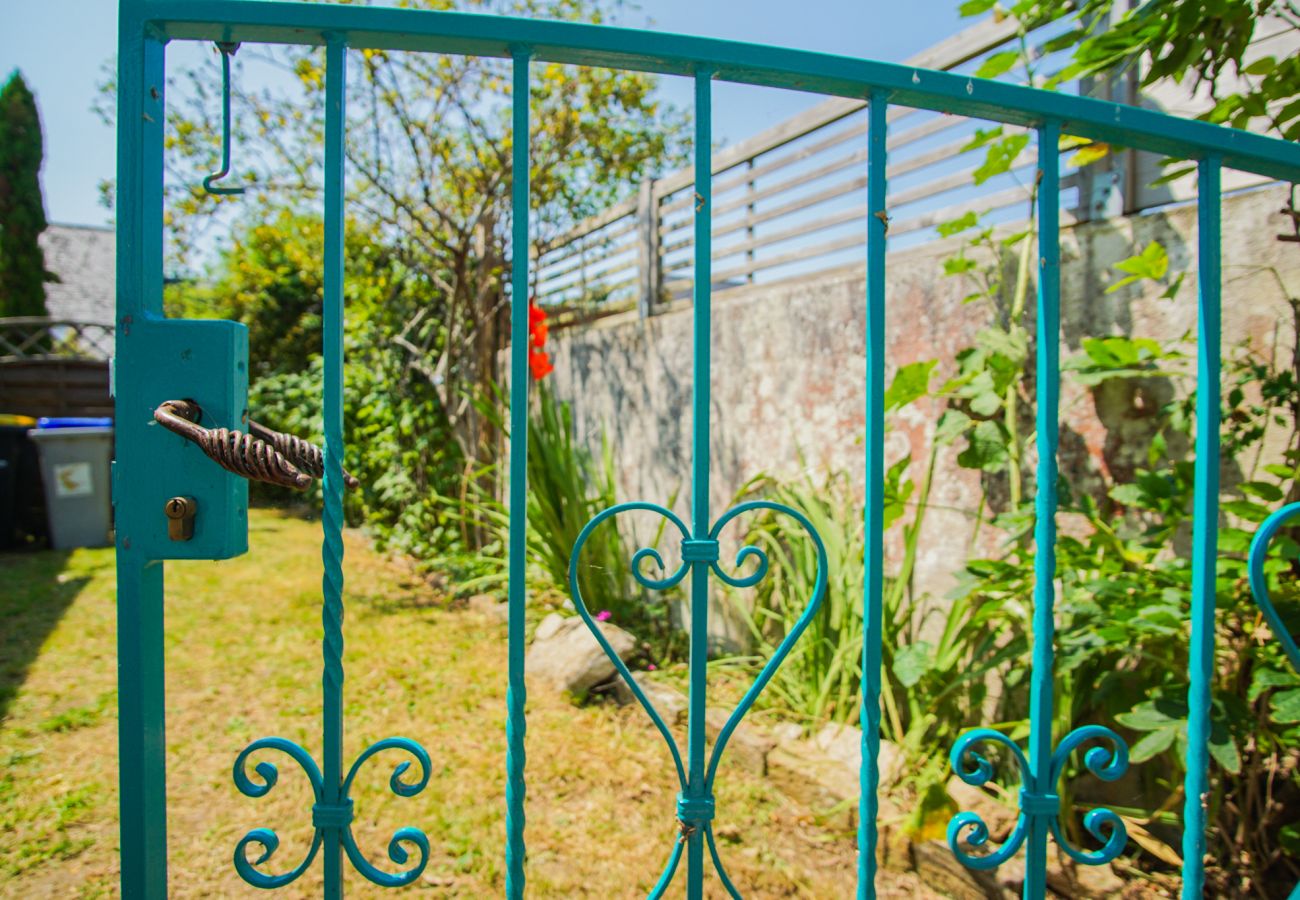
[115, 2, 169, 896]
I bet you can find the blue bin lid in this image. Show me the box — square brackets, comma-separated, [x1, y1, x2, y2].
[38, 417, 114, 429]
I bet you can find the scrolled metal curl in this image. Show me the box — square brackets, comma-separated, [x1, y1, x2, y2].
[946, 729, 1032, 869]
[946, 724, 1130, 871]
[569, 498, 826, 896]
[338, 737, 432, 887]
[700, 500, 828, 891]
[570, 501, 693, 789]
[231, 737, 325, 888]
[1248, 502, 1300, 673]
[231, 735, 431, 888]
[1048, 725, 1129, 865]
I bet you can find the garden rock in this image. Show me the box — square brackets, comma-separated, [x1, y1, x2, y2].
[704, 707, 777, 776]
[526, 613, 636, 698]
[611, 673, 688, 724]
[946, 776, 1016, 841]
[1045, 848, 1124, 899]
[812, 723, 904, 791]
[467, 593, 508, 623]
[912, 839, 1007, 900]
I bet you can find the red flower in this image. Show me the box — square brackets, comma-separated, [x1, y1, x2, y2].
[527, 298, 552, 379]
[531, 319, 548, 348]
[528, 300, 547, 330]
[529, 348, 554, 380]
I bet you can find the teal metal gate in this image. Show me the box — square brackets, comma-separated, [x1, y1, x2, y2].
[113, 1, 1300, 897]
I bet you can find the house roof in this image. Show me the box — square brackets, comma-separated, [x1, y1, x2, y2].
[39, 223, 115, 325]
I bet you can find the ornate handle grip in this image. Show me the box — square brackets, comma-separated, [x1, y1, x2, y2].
[153, 399, 358, 492]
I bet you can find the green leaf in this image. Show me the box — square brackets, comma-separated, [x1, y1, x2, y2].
[937, 210, 981, 238]
[958, 0, 998, 17]
[893, 642, 933, 688]
[1107, 241, 1169, 293]
[1243, 56, 1275, 77]
[1128, 726, 1177, 762]
[961, 126, 1004, 154]
[1116, 699, 1183, 731]
[1271, 688, 1300, 723]
[972, 134, 1030, 185]
[1282, 823, 1300, 856]
[957, 420, 1010, 472]
[944, 256, 977, 276]
[935, 409, 972, 446]
[885, 360, 937, 412]
[1239, 481, 1284, 502]
[1249, 667, 1299, 703]
[1222, 499, 1270, 523]
[1208, 726, 1241, 774]
[976, 50, 1021, 80]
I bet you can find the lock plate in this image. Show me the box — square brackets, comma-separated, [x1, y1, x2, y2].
[164, 496, 197, 541]
[114, 317, 249, 560]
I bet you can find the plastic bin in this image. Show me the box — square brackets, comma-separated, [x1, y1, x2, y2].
[0, 416, 39, 549]
[37, 416, 114, 430]
[28, 423, 114, 550]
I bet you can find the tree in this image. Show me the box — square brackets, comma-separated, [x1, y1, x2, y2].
[962, 1, 1300, 142]
[0, 70, 54, 318]
[116, 0, 686, 471]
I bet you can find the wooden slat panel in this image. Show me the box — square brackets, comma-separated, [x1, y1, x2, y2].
[0, 359, 111, 419]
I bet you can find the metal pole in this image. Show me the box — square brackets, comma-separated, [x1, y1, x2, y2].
[1181, 155, 1221, 899]
[505, 47, 533, 900]
[115, 2, 169, 894]
[858, 88, 887, 900]
[1024, 121, 1061, 900]
[321, 35, 348, 900]
[685, 68, 713, 900]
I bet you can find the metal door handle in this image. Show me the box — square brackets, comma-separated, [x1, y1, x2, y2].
[153, 399, 359, 492]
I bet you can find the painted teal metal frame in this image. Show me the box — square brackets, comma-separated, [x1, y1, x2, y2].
[114, 0, 1300, 897]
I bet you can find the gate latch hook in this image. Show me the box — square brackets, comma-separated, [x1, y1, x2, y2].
[202, 41, 248, 196]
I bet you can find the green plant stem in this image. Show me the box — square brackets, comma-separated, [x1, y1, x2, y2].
[1003, 191, 1039, 510]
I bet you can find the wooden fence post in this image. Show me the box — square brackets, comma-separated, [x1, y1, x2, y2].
[637, 177, 661, 318]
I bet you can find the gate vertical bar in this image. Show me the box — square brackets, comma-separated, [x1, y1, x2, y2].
[321, 36, 348, 900]
[506, 47, 532, 900]
[858, 88, 888, 900]
[685, 68, 713, 900]
[1025, 121, 1061, 900]
[115, 4, 168, 895]
[1181, 155, 1221, 899]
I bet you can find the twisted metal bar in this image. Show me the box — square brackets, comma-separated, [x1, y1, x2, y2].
[249, 419, 359, 489]
[568, 499, 825, 897]
[153, 399, 312, 491]
[154, 400, 358, 491]
[946, 725, 1128, 871]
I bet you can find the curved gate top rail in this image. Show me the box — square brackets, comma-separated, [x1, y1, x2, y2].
[139, 1, 1300, 181]
[115, 2, 1300, 900]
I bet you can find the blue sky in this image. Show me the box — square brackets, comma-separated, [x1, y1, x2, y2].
[1, 0, 966, 228]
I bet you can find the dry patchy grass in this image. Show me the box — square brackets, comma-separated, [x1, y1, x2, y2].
[1, 509, 934, 898]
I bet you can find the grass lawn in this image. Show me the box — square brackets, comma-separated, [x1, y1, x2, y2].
[1, 508, 934, 897]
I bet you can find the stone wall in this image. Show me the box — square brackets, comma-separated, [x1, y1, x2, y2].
[545, 184, 1300, 605]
